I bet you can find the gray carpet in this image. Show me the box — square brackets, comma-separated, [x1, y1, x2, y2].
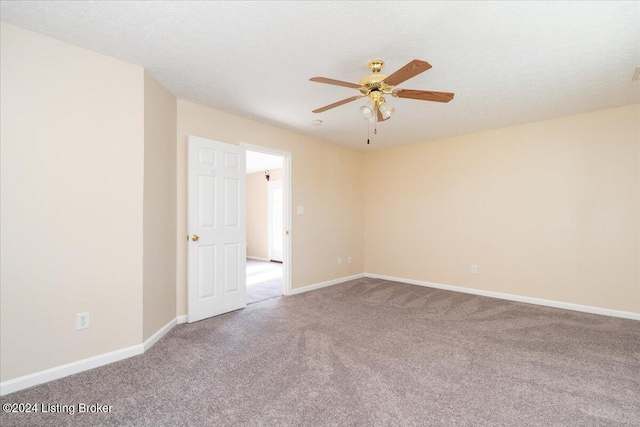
[246, 259, 283, 304]
[1, 277, 639, 426]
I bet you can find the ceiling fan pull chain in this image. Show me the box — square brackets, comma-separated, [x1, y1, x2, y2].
[367, 116, 370, 144]
[374, 113, 378, 135]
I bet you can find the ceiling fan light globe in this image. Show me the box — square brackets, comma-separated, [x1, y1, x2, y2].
[360, 105, 374, 118]
[378, 102, 393, 119]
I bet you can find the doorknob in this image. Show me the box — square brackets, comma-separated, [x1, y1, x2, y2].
[190, 235, 200, 242]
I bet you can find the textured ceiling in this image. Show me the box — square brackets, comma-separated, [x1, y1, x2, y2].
[1, 1, 639, 151]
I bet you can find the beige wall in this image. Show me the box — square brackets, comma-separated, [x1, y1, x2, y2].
[247, 168, 283, 259]
[0, 23, 144, 381]
[365, 104, 640, 313]
[143, 72, 177, 341]
[177, 100, 365, 315]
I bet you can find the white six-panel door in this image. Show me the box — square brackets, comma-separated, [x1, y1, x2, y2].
[187, 136, 246, 323]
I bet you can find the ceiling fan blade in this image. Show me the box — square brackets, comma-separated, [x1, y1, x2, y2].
[394, 89, 454, 103]
[383, 60, 432, 86]
[309, 77, 361, 89]
[312, 96, 363, 113]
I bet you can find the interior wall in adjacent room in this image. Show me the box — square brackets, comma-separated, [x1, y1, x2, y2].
[247, 168, 283, 260]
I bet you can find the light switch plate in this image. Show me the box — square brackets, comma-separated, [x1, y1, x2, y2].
[297, 206, 304, 214]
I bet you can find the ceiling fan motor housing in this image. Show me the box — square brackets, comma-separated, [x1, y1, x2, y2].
[359, 59, 393, 99]
[359, 74, 393, 98]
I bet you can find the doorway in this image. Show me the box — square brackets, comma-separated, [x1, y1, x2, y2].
[243, 144, 291, 303]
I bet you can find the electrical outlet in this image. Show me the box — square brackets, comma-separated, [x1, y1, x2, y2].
[76, 312, 90, 330]
[348, 256, 352, 264]
[471, 265, 477, 274]
[337, 257, 342, 266]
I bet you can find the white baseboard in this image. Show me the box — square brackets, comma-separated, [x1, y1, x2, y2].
[3, 274, 365, 395]
[5, 273, 635, 396]
[247, 256, 270, 262]
[0, 344, 143, 396]
[365, 273, 640, 321]
[1, 314, 189, 396]
[143, 318, 177, 352]
[289, 273, 365, 295]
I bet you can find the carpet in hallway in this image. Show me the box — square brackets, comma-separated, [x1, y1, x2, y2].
[246, 259, 282, 304]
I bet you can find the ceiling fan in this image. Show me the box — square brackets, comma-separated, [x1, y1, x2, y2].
[310, 59, 454, 123]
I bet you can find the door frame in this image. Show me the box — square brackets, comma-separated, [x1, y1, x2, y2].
[240, 143, 292, 296]
[267, 180, 284, 262]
